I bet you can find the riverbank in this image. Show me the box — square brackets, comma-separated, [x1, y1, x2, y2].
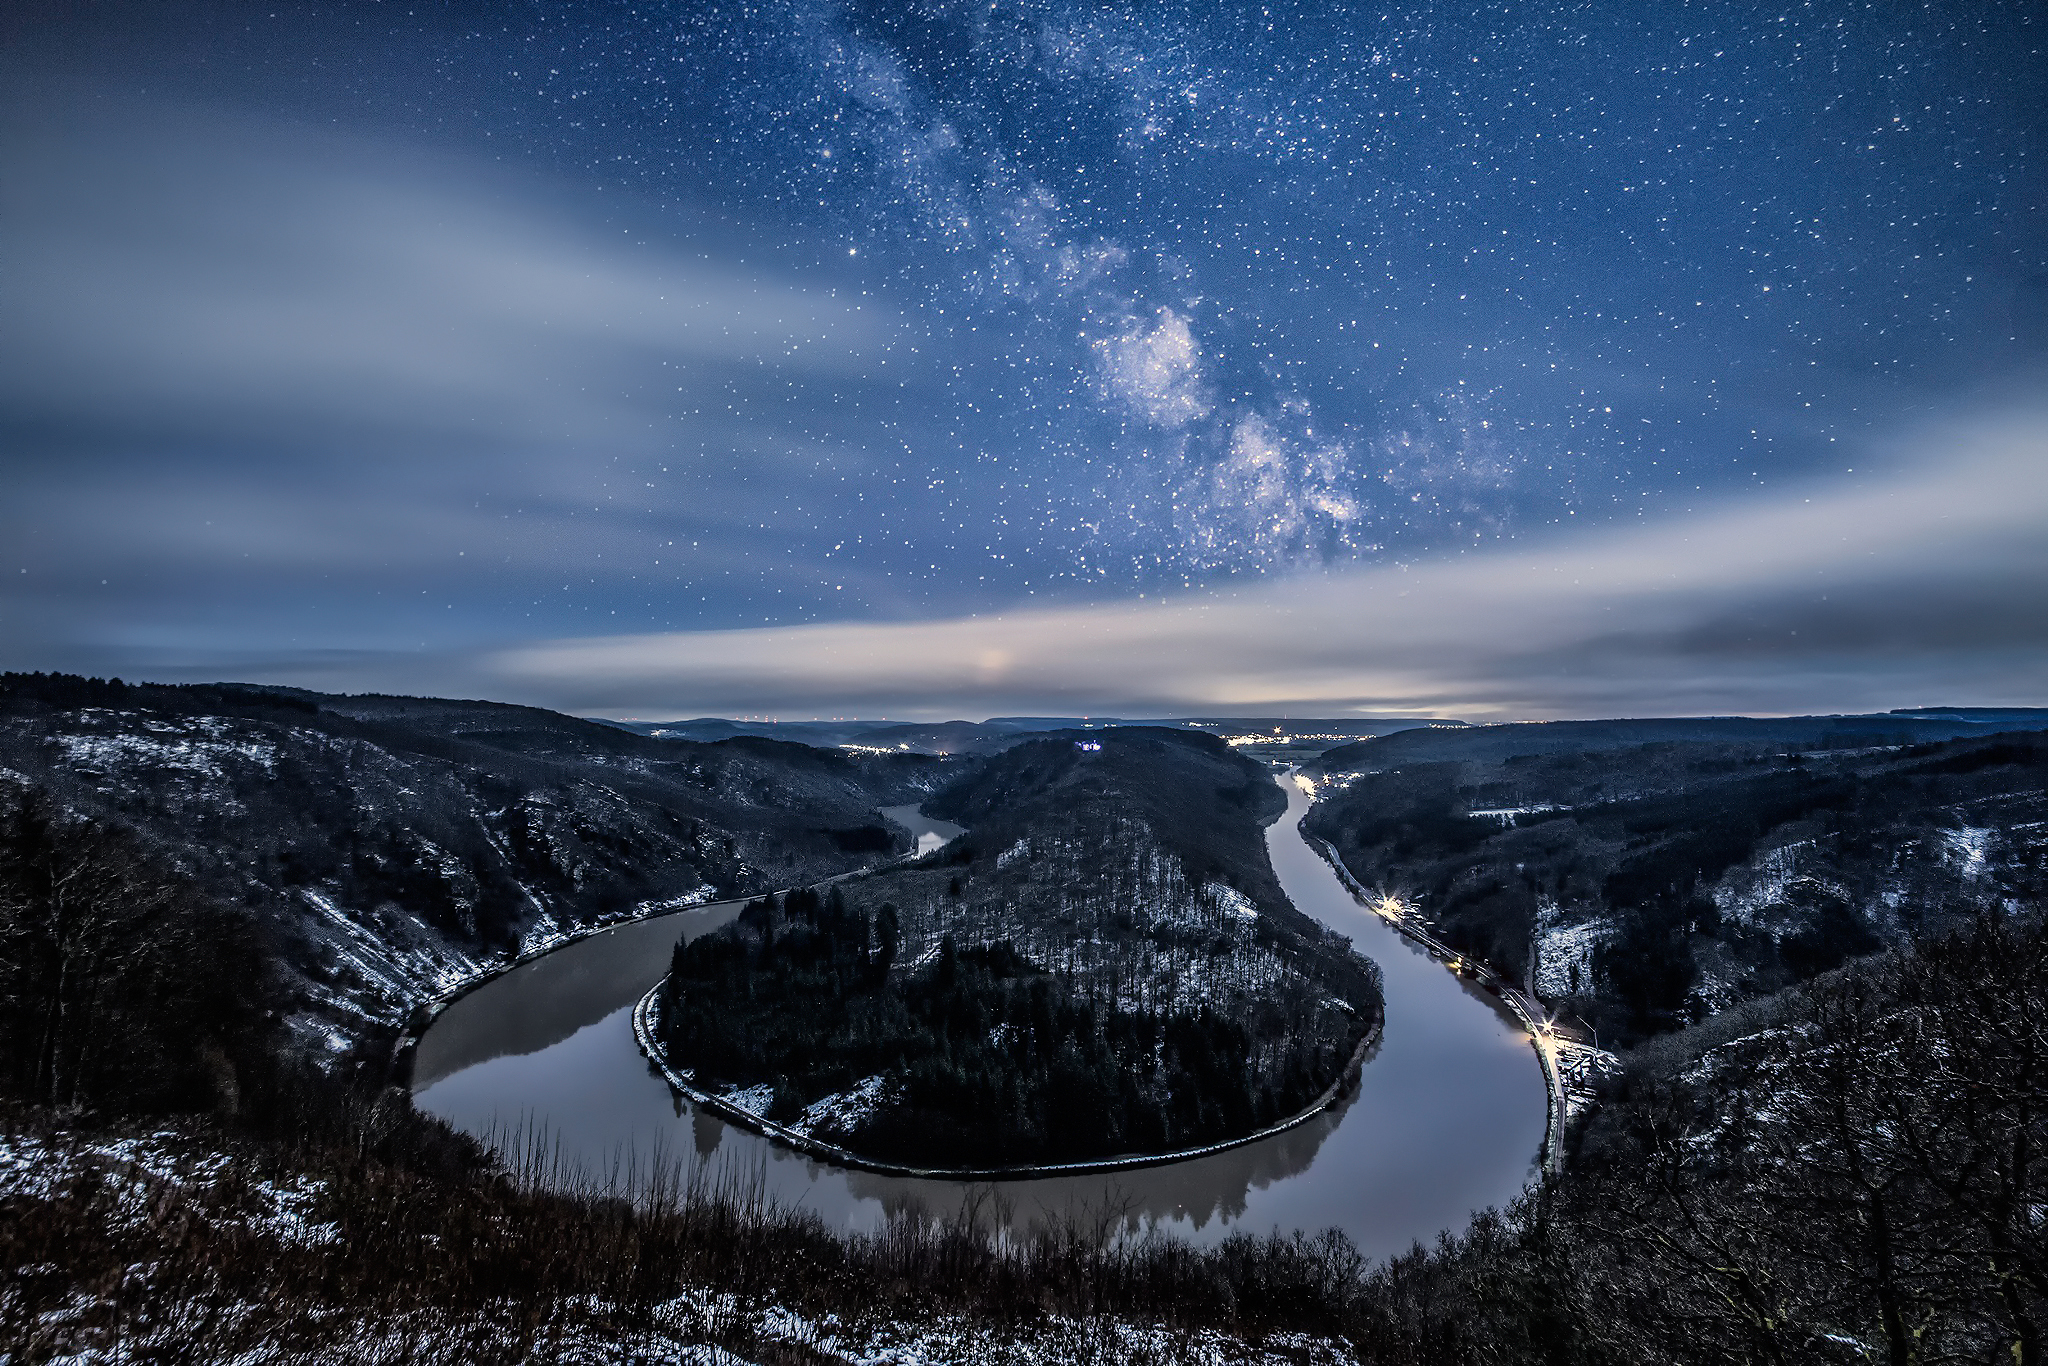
[633, 982, 1384, 1181]
[1303, 829, 1567, 1176]
[386, 893, 746, 1091]
[395, 840, 944, 1091]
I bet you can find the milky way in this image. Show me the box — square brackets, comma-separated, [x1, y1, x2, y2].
[1, 0, 2042, 710]
[469, 0, 2042, 581]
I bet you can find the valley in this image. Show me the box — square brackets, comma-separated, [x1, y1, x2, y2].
[4, 673, 2046, 1363]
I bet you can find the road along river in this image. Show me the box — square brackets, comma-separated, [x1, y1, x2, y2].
[412, 776, 1547, 1261]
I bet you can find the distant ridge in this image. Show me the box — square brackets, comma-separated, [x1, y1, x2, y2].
[1308, 712, 2048, 774]
[585, 717, 874, 744]
[591, 714, 1465, 756]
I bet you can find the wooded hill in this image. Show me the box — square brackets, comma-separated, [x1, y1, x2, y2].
[1303, 720, 2048, 1047]
[655, 728, 1382, 1168]
[0, 672, 945, 1064]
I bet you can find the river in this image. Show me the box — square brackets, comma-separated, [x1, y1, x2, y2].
[412, 775, 1547, 1260]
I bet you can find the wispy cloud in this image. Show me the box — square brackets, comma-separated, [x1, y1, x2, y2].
[0, 77, 911, 654]
[0, 88, 891, 449]
[449, 411, 2047, 719]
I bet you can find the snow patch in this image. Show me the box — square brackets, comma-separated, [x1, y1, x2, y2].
[1466, 804, 1559, 823]
[721, 1084, 777, 1117]
[55, 721, 277, 781]
[1532, 903, 1611, 1001]
[1204, 882, 1258, 920]
[795, 1075, 895, 1137]
[1942, 826, 1993, 879]
[639, 886, 719, 914]
[1714, 839, 1812, 927]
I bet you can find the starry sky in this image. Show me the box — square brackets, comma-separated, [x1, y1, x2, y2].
[3, 0, 2043, 718]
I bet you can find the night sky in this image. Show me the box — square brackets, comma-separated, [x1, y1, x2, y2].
[3, 1, 2043, 718]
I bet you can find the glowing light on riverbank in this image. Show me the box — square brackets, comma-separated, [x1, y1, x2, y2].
[1368, 893, 1412, 924]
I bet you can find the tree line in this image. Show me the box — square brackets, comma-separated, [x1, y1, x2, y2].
[0, 787, 273, 1113]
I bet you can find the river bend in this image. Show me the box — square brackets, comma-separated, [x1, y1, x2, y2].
[412, 775, 1546, 1259]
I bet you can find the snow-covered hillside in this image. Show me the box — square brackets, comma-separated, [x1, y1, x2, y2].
[0, 675, 948, 1056]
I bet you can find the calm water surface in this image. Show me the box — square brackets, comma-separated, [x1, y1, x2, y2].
[878, 803, 965, 856]
[413, 778, 1546, 1259]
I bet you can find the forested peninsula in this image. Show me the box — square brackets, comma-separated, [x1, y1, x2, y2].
[649, 728, 1383, 1168]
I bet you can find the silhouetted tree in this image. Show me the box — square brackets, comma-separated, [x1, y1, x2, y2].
[0, 787, 270, 1112]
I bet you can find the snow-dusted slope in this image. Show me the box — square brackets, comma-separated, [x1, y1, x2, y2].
[1305, 725, 2048, 1045]
[0, 675, 949, 1054]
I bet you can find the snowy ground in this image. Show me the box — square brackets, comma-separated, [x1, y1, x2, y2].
[3, 1124, 1369, 1366]
[1531, 906, 1611, 1001]
[1548, 1042, 1623, 1124]
[797, 1075, 897, 1138]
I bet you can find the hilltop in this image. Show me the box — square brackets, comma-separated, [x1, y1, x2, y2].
[651, 727, 1382, 1168]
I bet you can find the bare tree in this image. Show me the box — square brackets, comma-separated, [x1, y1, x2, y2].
[1551, 914, 2048, 1365]
[0, 788, 259, 1110]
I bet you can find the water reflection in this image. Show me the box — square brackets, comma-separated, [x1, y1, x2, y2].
[413, 782, 1546, 1260]
[840, 1086, 1352, 1233]
[412, 902, 743, 1089]
[418, 805, 958, 1086]
[879, 803, 965, 856]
